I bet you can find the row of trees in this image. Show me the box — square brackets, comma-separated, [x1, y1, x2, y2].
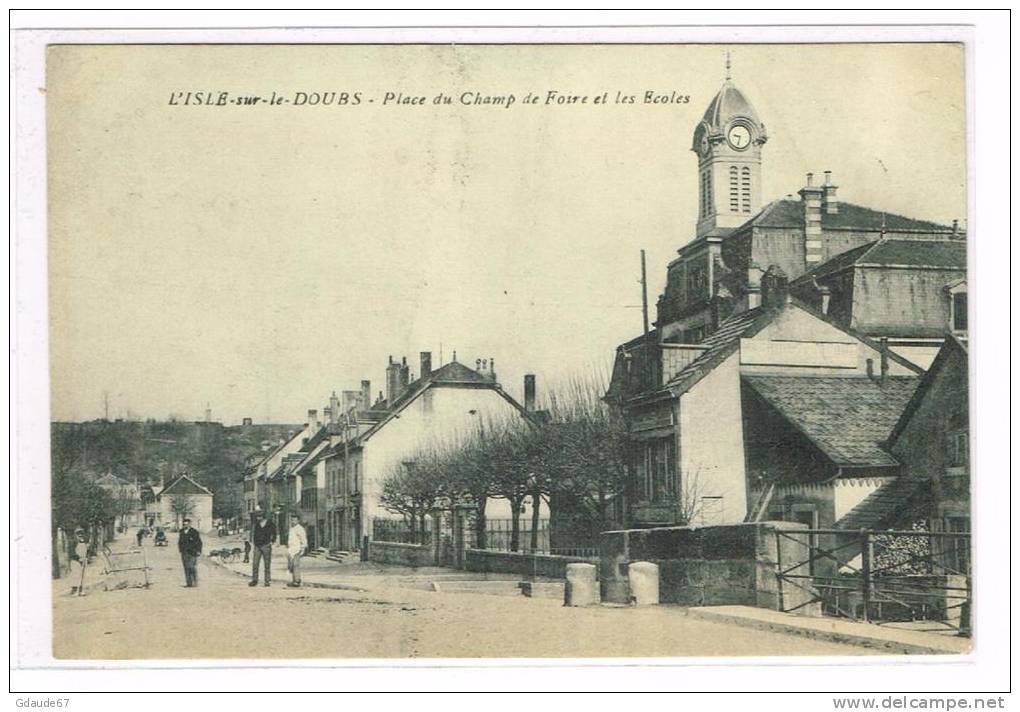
[379, 375, 633, 552]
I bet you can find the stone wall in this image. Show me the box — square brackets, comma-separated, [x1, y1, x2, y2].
[367, 540, 434, 568]
[465, 548, 596, 579]
[599, 521, 819, 614]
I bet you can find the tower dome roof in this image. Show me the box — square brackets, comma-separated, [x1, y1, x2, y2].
[700, 79, 762, 130]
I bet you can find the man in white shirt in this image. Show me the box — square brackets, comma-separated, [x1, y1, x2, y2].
[286, 513, 308, 588]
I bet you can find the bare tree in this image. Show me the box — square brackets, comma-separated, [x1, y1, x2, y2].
[168, 493, 195, 528]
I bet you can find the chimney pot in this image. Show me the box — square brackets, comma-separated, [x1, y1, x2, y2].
[823, 170, 832, 184]
[806, 172, 814, 187]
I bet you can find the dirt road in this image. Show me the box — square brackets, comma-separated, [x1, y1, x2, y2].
[53, 534, 875, 660]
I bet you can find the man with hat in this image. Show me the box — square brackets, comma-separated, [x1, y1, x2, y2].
[249, 506, 276, 587]
[178, 517, 203, 587]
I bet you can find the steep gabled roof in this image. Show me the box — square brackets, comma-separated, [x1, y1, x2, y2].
[159, 474, 213, 497]
[620, 297, 923, 406]
[887, 334, 969, 447]
[293, 439, 331, 476]
[743, 375, 919, 468]
[351, 360, 530, 445]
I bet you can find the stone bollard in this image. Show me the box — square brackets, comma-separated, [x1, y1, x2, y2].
[564, 563, 598, 607]
[628, 561, 660, 605]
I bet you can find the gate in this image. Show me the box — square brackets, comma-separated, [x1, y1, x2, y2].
[775, 528, 971, 636]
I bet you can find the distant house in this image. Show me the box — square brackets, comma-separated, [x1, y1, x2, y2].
[94, 472, 144, 529]
[154, 474, 214, 532]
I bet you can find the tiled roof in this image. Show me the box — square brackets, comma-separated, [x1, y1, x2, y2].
[794, 238, 966, 285]
[836, 476, 930, 530]
[860, 238, 966, 268]
[743, 375, 919, 468]
[734, 199, 955, 234]
[661, 307, 765, 392]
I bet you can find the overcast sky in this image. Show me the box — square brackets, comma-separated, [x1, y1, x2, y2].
[47, 43, 966, 424]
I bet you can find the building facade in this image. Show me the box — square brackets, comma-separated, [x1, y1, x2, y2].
[608, 66, 966, 531]
[323, 353, 531, 552]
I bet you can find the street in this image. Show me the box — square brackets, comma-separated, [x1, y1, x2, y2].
[53, 532, 877, 660]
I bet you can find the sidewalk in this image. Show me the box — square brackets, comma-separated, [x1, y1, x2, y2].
[214, 542, 562, 595]
[685, 605, 972, 655]
[212, 537, 970, 656]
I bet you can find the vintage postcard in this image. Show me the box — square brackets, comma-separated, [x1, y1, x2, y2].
[36, 38, 976, 665]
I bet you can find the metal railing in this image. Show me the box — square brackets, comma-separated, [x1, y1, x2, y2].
[774, 528, 972, 636]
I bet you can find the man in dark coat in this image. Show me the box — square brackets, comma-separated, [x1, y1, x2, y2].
[178, 518, 203, 587]
[249, 507, 276, 587]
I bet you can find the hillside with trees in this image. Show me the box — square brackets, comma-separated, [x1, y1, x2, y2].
[50, 420, 300, 519]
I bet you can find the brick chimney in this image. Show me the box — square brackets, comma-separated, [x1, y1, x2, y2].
[798, 172, 825, 266]
[329, 391, 339, 423]
[524, 374, 536, 412]
[822, 170, 839, 214]
[419, 351, 432, 379]
[385, 356, 400, 404]
[399, 356, 410, 390]
[306, 409, 318, 427]
[760, 265, 790, 310]
[360, 380, 371, 410]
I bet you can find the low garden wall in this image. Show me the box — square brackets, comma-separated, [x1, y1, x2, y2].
[465, 548, 596, 579]
[599, 521, 819, 614]
[367, 540, 434, 568]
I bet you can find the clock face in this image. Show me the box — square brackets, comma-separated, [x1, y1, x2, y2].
[727, 124, 752, 150]
[700, 135, 710, 157]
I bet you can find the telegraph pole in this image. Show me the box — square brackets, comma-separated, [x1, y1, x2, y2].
[640, 249, 650, 339]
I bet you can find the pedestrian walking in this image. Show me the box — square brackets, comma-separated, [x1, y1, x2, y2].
[243, 539, 251, 563]
[286, 513, 308, 588]
[178, 518, 203, 587]
[70, 528, 89, 595]
[136, 526, 145, 547]
[249, 507, 276, 587]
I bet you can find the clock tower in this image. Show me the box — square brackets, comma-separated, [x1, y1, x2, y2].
[692, 59, 768, 238]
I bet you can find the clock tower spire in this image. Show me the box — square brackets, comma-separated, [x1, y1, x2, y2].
[692, 60, 767, 238]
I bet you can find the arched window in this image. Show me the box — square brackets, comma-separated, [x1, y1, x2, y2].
[741, 166, 752, 213]
[701, 170, 712, 216]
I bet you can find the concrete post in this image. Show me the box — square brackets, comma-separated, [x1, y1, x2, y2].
[628, 561, 660, 605]
[564, 563, 598, 607]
